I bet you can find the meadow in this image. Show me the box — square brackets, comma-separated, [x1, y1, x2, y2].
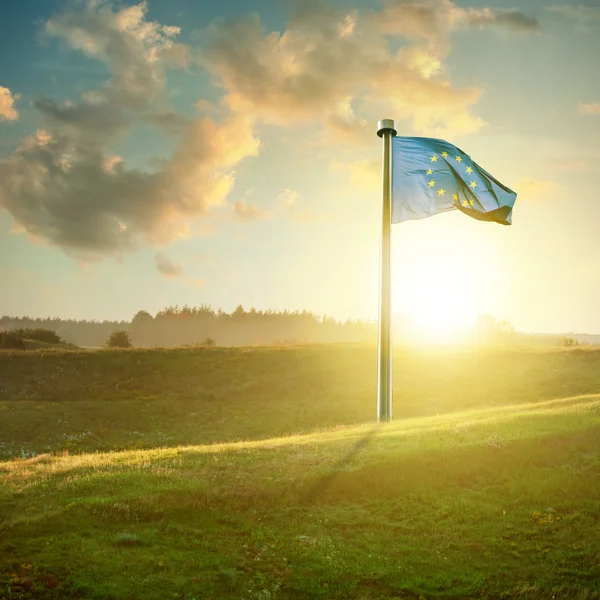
[0, 344, 599, 599]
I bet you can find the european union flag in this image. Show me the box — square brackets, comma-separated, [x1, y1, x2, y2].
[391, 137, 517, 225]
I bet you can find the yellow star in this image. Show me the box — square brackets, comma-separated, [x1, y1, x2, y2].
[430, 155, 438, 162]
[428, 180, 436, 188]
[469, 199, 474, 207]
[441, 151, 448, 158]
[462, 200, 469, 207]
[456, 156, 462, 163]
[466, 166, 473, 174]
[470, 180, 477, 189]
[426, 169, 433, 175]
[452, 193, 459, 201]
[437, 188, 446, 196]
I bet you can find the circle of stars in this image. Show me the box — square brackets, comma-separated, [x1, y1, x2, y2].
[428, 151, 478, 208]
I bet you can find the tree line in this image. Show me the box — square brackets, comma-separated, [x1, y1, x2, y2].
[1, 307, 580, 349]
[0, 305, 377, 348]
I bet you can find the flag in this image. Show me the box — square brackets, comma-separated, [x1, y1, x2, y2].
[391, 137, 517, 225]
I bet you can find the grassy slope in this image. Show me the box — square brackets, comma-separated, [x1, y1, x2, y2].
[2, 345, 600, 457]
[0, 346, 599, 599]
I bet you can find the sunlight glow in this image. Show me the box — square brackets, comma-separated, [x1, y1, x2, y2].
[390, 220, 507, 344]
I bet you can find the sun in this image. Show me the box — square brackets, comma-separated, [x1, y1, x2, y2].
[390, 227, 500, 344]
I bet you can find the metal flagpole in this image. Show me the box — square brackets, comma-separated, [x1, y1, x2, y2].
[376, 119, 397, 422]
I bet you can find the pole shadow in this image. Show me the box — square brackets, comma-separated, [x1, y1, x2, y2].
[299, 423, 383, 504]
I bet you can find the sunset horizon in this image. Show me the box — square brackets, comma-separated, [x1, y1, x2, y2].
[2, 0, 599, 335]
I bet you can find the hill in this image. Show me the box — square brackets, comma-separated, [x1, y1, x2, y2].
[1, 393, 599, 599]
[1, 345, 600, 459]
[0, 345, 599, 599]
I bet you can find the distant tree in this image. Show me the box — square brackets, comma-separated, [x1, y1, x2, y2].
[131, 310, 153, 327]
[0, 331, 26, 349]
[130, 310, 154, 347]
[106, 330, 133, 348]
[0, 303, 378, 348]
[202, 337, 216, 348]
[561, 336, 578, 347]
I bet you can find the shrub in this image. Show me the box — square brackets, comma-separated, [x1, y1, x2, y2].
[0, 331, 26, 349]
[13, 328, 64, 344]
[106, 330, 133, 348]
[561, 336, 578, 347]
[202, 337, 216, 348]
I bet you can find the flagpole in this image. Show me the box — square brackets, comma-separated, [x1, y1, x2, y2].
[376, 119, 397, 422]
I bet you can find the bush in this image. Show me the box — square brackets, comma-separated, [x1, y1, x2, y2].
[13, 328, 64, 344]
[0, 331, 26, 349]
[106, 330, 133, 349]
[202, 337, 216, 348]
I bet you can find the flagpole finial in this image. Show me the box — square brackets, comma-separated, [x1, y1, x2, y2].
[377, 119, 397, 138]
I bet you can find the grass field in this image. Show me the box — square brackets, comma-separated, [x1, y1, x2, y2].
[1, 345, 599, 599]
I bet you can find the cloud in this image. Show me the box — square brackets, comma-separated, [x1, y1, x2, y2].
[547, 4, 600, 27]
[579, 102, 600, 115]
[276, 189, 301, 208]
[233, 200, 268, 221]
[160, 41, 190, 69]
[380, 1, 539, 40]
[33, 1, 192, 141]
[272, 185, 336, 223]
[44, 1, 185, 111]
[0, 115, 259, 258]
[143, 111, 191, 135]
[462, 8, 540, 32]
[0, 0, 540, 260]
[0, 3, 260, 259]
[155, 252, 183, 278]
[0, 86, 19, 121]
[33, 96, 127, 138]
[199, 2, 496, 137]
[194, 98, 219, 114]
[322, 100, 370, 145]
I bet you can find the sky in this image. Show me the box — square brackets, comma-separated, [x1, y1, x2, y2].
[0, 0, 599, 335]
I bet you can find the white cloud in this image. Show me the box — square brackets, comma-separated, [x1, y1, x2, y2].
[233, 200, 268, 221]
[199, 1, 533, 138]
[276, 189, 301, 208]
[0, 3, 260, 259]
[44, 1, 185, 110]
[0, 86, 19, 121]
[0, 115, 259, 258]
[379, 1, 539, 41]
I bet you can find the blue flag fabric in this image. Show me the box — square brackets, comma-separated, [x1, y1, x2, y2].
[391, 137, 517, 225]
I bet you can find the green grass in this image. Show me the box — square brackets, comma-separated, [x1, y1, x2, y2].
[0, 345, 599, 599]
[21, 339, 79, 351]
[2, 344, 600, 458]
